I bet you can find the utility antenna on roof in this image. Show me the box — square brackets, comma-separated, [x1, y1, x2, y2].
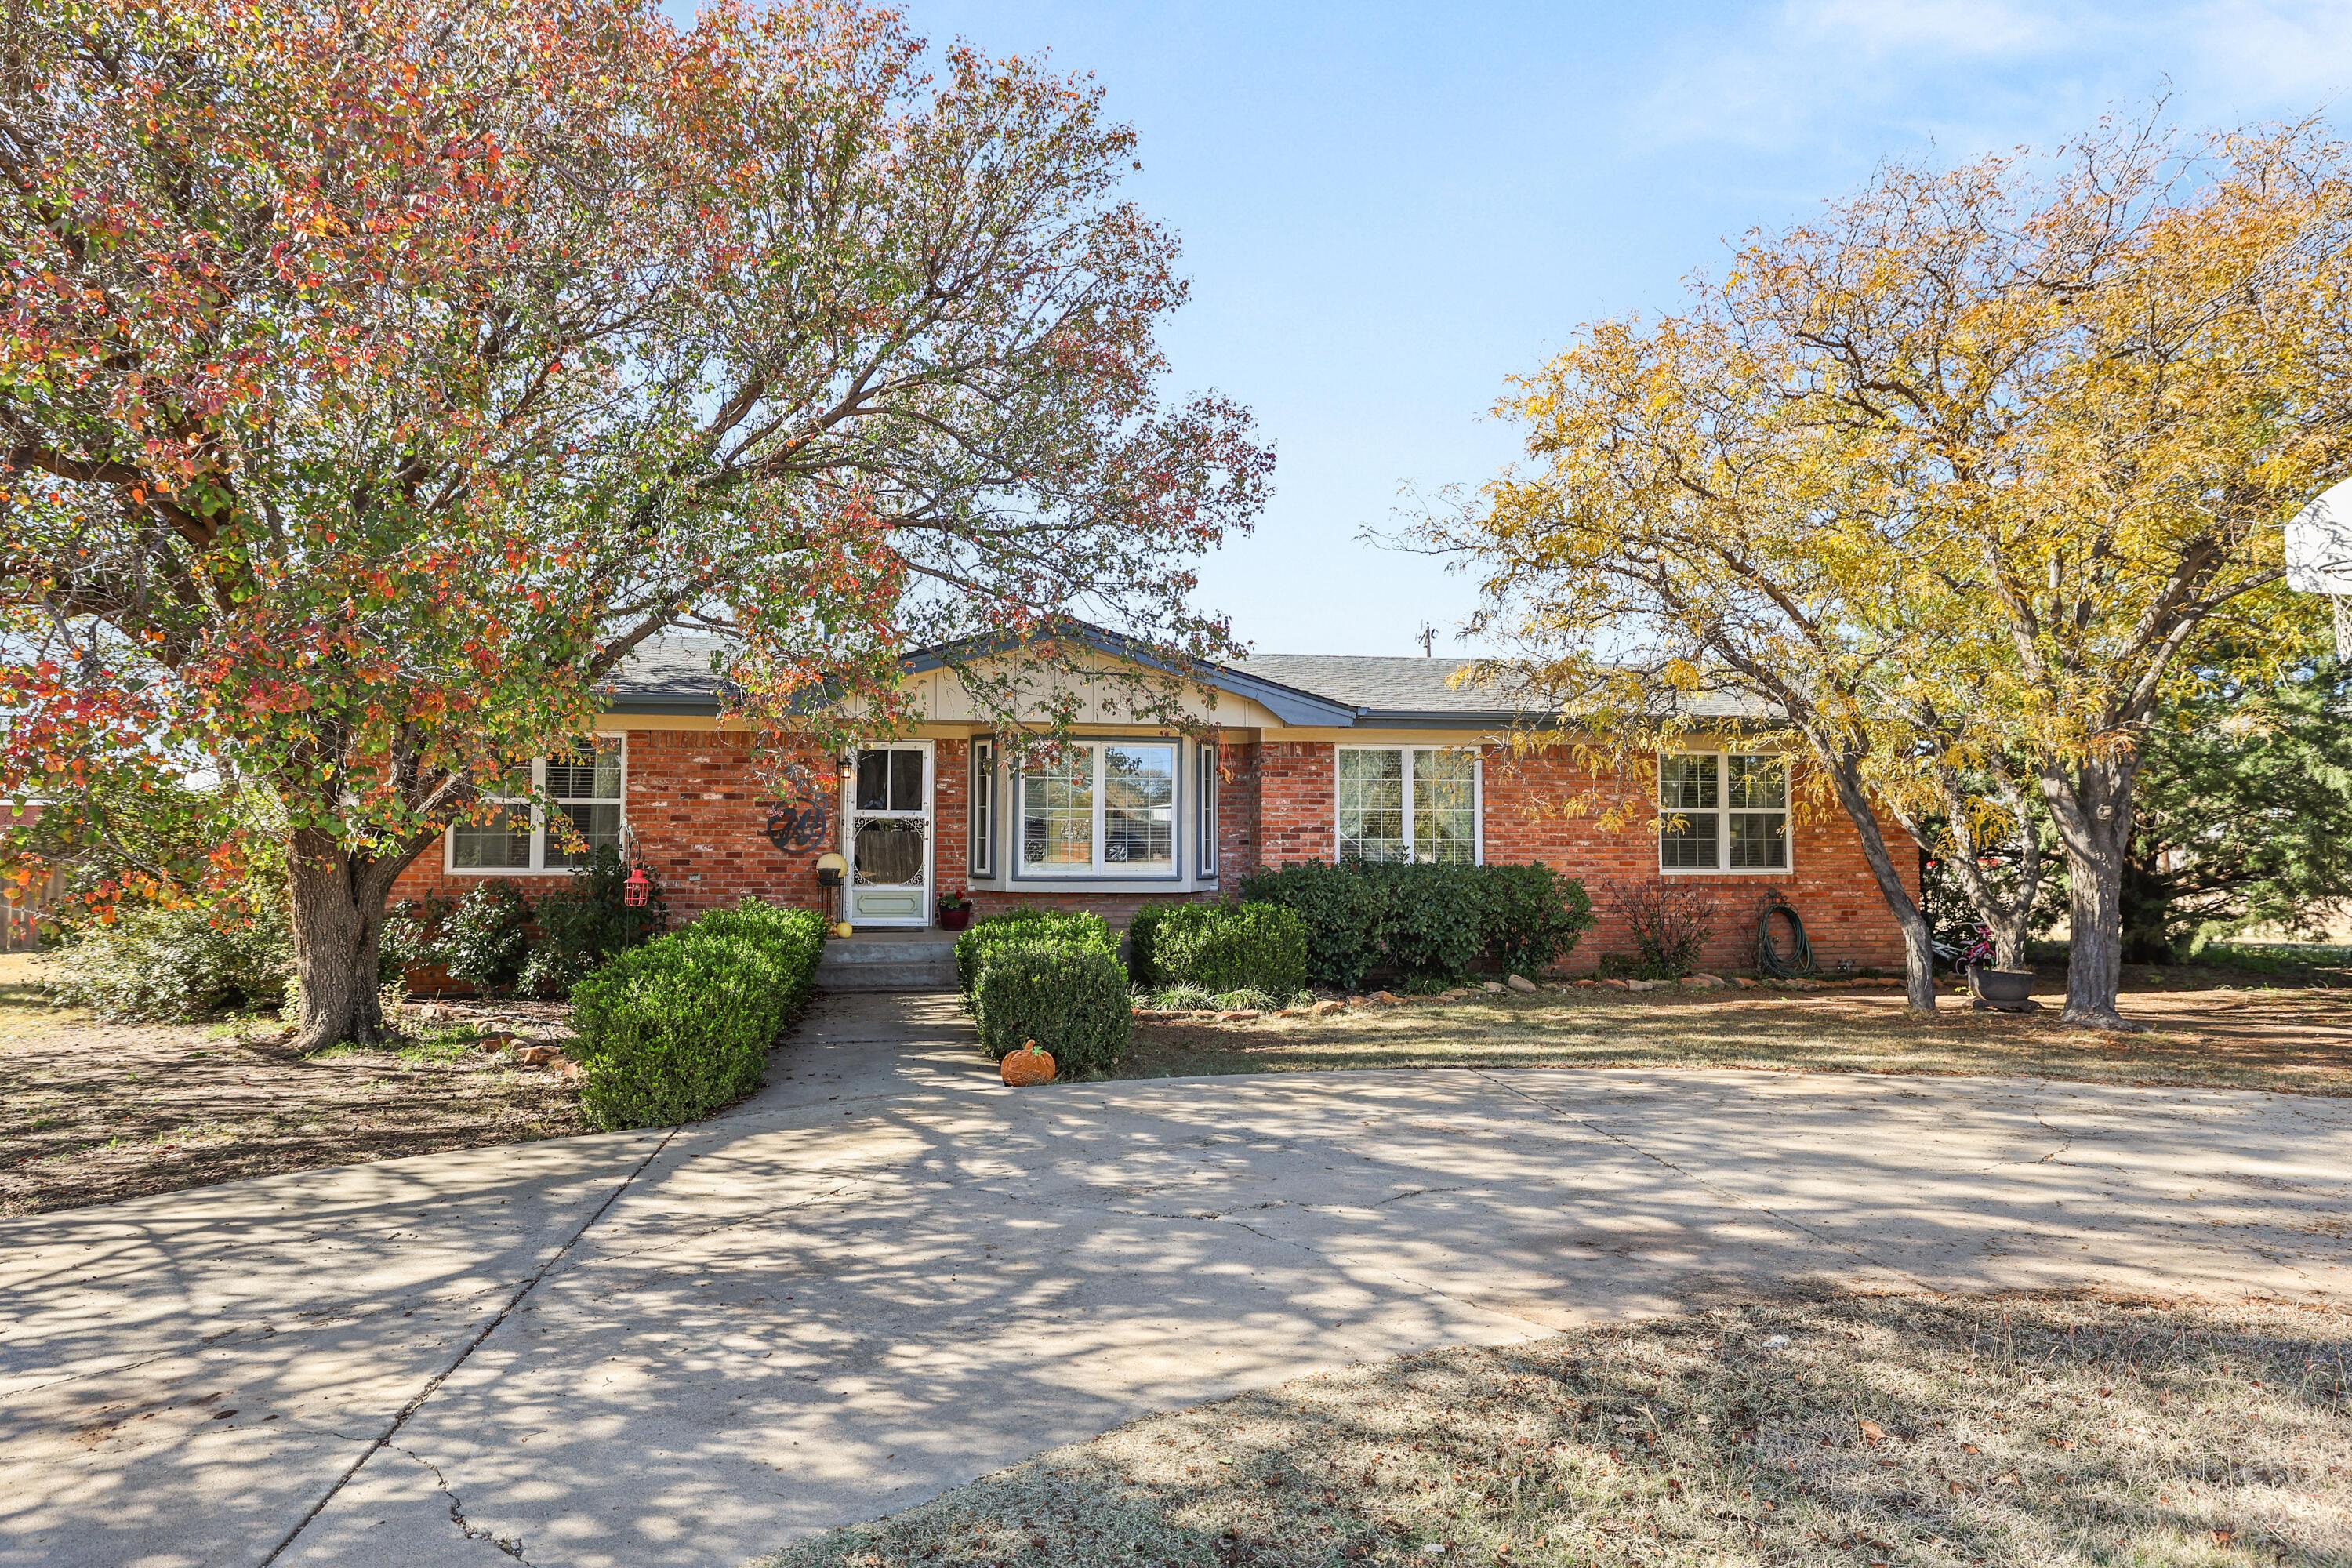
[1417, 622, 1437, 658]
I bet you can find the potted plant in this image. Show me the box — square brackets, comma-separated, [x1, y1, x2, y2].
[1967, 963, 2038, 1009]
[936, 889, 975, 931]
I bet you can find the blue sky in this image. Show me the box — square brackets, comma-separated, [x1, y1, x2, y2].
[908, 1, 2352, 657]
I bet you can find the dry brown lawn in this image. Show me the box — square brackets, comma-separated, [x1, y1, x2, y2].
[0, 953, 585, 1217]
[771, 1294, 2352, 1568]
[1121, 975, 2352, 1098]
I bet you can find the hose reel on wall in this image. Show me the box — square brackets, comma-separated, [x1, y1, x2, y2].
[1755, 892, 1817, 978]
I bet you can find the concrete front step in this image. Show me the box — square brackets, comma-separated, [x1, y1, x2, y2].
[815, 933, 959, 993]
[814, 964, 950, 987]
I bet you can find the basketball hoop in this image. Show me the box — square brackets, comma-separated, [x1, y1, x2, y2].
[2286, 478, 2352, 658]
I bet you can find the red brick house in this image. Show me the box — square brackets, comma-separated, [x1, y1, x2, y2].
[390, 630, 1909, 974]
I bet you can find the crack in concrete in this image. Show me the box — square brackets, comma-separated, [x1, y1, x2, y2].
[394, 1442, 529, 1563]
[2025, 1083, 2078, 1166]
[258, 1125, 681, 1566]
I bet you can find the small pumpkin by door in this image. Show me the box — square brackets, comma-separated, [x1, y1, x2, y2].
[1000, 1040, 1056, 1087]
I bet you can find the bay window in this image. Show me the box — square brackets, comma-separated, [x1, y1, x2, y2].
[1336, 746, 1479, 865]
[969, 739, 996, 877]
[1197, 742, 1219, 877]
[1660, 750, 1788, 871]
[1017, 741, 1178, 877]
[449, 735, 625, 873]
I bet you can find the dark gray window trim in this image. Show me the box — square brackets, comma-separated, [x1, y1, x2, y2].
[1197, 741, 1218, 878]
[969, 739, 996, 878]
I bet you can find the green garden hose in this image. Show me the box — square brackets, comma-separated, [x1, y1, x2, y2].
[1757, 895, 1817, 978]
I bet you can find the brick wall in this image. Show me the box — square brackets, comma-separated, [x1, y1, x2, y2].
[1252, 741, 1909, 975]
[1214, 739, 1262, 883]
[389, 728, 834, 927]
[389, 729, 1911, 970]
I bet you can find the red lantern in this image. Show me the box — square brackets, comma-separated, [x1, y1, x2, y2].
[624, 865, 650, 907]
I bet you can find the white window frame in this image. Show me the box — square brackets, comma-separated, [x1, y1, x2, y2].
[1197, 741, 1219, 879]
[969, 739, 996, 878]
[1657, 749, 1791, 874]
[1333, 744, 1484, 866]
[1011, 739, 1183, 882]
[445, 734, 627, 876]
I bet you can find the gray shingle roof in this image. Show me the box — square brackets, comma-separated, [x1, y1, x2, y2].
[601, 632, 1766, 724]
[599, 634, 731, 711]
[1234, 655, 1538, 717]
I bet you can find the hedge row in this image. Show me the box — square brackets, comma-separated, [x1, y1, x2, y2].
[1130, 901, 1307, 996]
[955, 909, 1129, 1073]
[568, 900, 825, 1130]
[1237, 861, 1595, 991]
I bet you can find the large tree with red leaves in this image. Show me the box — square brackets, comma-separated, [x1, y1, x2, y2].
[1, 0, 1270, 1047]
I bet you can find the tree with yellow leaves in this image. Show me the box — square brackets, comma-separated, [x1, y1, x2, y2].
[1434, 114, 2350, 1027]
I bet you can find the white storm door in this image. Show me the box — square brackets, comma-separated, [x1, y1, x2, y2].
[845, 742, 932, 927]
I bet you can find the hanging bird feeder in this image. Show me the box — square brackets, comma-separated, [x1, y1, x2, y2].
[624, 864, 651, 907]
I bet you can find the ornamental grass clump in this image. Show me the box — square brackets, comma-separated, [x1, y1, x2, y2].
[568, 901, 826, 1130]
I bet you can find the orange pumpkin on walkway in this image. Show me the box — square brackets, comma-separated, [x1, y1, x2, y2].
[1000, 1040, 1056, 1087]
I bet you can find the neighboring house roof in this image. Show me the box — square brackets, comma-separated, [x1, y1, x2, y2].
[597, 627, 1764, 726]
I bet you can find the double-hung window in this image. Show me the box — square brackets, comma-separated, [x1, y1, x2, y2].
[449, 735, 625, 873]
[1336, 746, 1479, 865]
[1659, 751, 1788, 871]
[1017, 741, 1178, 877]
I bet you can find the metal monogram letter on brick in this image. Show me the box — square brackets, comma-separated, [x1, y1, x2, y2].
[764, 763, 832, 854]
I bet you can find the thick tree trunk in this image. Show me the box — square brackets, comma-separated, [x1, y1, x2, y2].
[1929, 771, 2042, 975]
[1820, 757, 1937, 1011]
[2039, 754, 2141, 1030]
[284, 829, 412, 1052]
[1990, 920, 2031, 973]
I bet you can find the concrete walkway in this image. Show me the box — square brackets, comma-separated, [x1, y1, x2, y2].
[5, 993, 2350, 1568]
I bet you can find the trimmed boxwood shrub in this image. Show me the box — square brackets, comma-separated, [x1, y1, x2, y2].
[972, 942, 1131, 1073]
[1150, 902, 1308, 996]
[1239, 860, 1595, 989]
[567, 900, 826, 1130]
[954, 908, 1118, 996]
[1483, 863, 1596, 978]
[1123, 901, 1175, 985]
[1229, 861, 1386, 991]
[688, 898, 826, 1018]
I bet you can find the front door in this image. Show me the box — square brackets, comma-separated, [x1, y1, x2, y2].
[845, 742, 931, 927]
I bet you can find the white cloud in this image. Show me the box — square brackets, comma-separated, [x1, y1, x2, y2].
[1789, 0, 2062, 59]
[1631, 0, 2348, 155]
[2186, 0, 2352, 105]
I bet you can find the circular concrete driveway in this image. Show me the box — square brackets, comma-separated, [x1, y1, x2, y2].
[5, 992, 2350, 1568]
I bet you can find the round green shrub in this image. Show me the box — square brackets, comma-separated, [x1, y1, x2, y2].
[51, 895, 291, 1022]
[954, 908, 1117, 996]
[972, 941, 1131, 1074]
[1236, 861, 1388, 990]
[1124, 902, 1176, 985]
[1150, 901, 1308, 996]
[433, 879, 532, 991]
